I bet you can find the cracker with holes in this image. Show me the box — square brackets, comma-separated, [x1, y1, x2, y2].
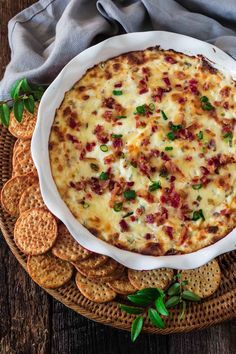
[8, 104, 38, 139]
[12, 147, 36, 177]
[77, 259, 125, 282]
[14, 208, 57, 255]
[75, 272, 116, 303]
[52, 223, 92, 261]
[1, 173, 38, 216]
[72, 254, 108, 270]
[19, 183, 45, 213]
[27, 253, 73, 289]
[107, 271, 136, 295]
[13, 139, 31, 166]
[128, 268, 174, 290]
[180, 259, 221, 298]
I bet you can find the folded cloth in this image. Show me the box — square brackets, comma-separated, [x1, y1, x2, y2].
[1, 0, 236, 100]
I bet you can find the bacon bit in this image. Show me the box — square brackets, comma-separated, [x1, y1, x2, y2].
[82, 95, 89, 100]
[79, 149, 86, 160]
[88, 177, 103, 195]
[207, 139, 216, 151]
[137, 190, 155, 203]
[130, 216, 136, 222]
[185, 156, 192, 161]
[161, 152, 171, 162]
[66, 133, 78, 144]
[220, 209, 231, 216]
[220, 86, 231, 98]
[165, 56, 177, 64]
[108, 180, 115, 191]
[178, 128, 194, 141]
[203, 82, 209, 90]
[164, 226, 173, 239]
[68, 117, 77, 129]
[188, 79, 199, 95]
[145, 233, 152, 240]
[161, 186, 181, 208]
[136, 207, 144, 216]
[142, 67, 151, 75]
[114, 82, 122, 87]
[112, 138, 123, 150]
[139, 87, 148, 94]
[179, 226, 189, 245]
[104, 154, 116, 165]
[179, 204, 191, 221]
[170, 175, 176, 182]
[145, 213, 155, 224]
[150, 149, 160, 157]
[141, 138, 150, 147]
[201, 58, 217, 74]
[152, 87, 170, 102]
[151, 125, 158, 133]
[200, 166, 210, 176]
[93, 124, 109, 144]
[86, 142, 96, 152]
[103, 110, 113, 122]
[162, 77, 171, 86]
[207, 226, 218, 233]
[69, 180, 86, 191]
[63, 106, 72, 116]
[127, 181, 134, 187]
[78, 86, 86, 92]
[165, 160, 184, 178]
[103, 97, 115, 109]
[178, 97, 186, 104]
[92, 110, 97, 115]
[223, 102, 229, 109]
[119, 219, 129, 232]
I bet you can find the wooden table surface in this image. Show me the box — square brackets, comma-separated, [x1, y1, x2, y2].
[0, 1, 235, 353]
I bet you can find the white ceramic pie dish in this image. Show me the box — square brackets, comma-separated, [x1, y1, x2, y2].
[31, 31, 236, 270]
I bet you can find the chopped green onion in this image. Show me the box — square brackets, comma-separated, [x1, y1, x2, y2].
[192, 184, 202, 190]
[200, 96, 209, 102]
[165, 146, 173, 151]
[161, 110, 168, 120]
[202, 101, 214, 111]
[99, 171, 108, 180]
[111, 134, 123, 138]
[197, 131, 203, 140]
[123, 211, 134, 218]
[124, 189, 136, 200]
[115, 115, 127, 119]
[223, 132, 233, 147]
[196, 195, 202, 202]
[149, 181, 162, 192]
[135, 105, 146, 115]
[100, 144, 108, 152]
[170, 123, 182, 132]
[167, 132, 175, 141]
[113, 202, 123, 212]
[149, 103, 155, 111]
[80, 200, 90, 209]
[192, 209, 205, 221]
[113, 90, 123, 95]
[90, 163, 99, 171]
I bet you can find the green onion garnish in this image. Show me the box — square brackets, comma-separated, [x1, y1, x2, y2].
[111, 134, 123, 138]
[167, 132, 175, 141]
[161, 110, 168, 120]
[149, 181, 162, 192]
[124, 189, 136, 200]
[197, 131, 203, 140]
[113, 90, 123, 95]
[149, 103, 155, 111]
[223, 132, 233, 147]
[135, 105, 146, 115]
[170, 123, 182, 132]
[200, 96, 208, 102]
[115, 115, 127, 119]
[123, 211, 134, 218]
[113, 202, 123, 212]
[165, 146, 173, 151]
[192, 209, 205, 221]
[192, 184, 202, 190]
[100, 144, 108, 152]
[99, 171, 108, 180]
[90, 163, 99, 171]
[197, 195, 202, 202]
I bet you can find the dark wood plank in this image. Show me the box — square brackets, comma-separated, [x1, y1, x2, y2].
[0, 1, 236, 354]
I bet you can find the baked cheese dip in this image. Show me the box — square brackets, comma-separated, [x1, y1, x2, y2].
[49, 47, 236, 256]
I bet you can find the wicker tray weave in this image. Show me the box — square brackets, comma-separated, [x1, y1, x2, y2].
[0, 125, 235, 334]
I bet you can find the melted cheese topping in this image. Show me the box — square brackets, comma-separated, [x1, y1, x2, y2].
[49, 47, 236, 256]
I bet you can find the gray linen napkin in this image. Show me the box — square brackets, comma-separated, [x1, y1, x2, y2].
[1, 0, 236, 100]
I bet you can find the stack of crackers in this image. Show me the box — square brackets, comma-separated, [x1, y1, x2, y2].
[0, 108, 222, 303]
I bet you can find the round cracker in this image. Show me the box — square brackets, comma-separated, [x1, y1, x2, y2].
[12, 147, 36, 177]
[75, 272, 116, 303]
[107, 271, 136, 295]
[27, 253, 73, 289]
[72, 254, 108, 270]
[19, 183, 45, 213]
[1, 173, 38, 216]
[180, 259, 221, 298]
[76, 258, 119, 279]
[128, 268, 174, 290]
[8, 104, 38, 139]
[13, 139, 31, 166]
[14, 208, 57, 255]
[52, 223, 92, 262]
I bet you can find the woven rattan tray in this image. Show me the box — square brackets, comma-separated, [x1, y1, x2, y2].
[0, 125, 235, 334]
